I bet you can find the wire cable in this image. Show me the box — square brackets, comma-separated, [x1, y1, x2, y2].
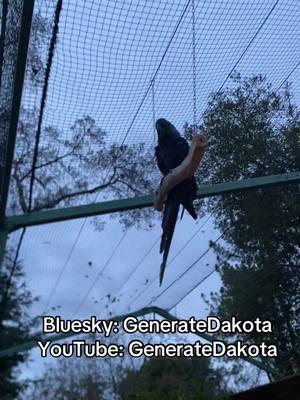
[43, 219, 88, 313]
[121, 0, 192, 145]
[151, 79, 156, 143]
[84, 214, 211, 318]
[148, 227, 230, 307]
[124, 214, 212, 310]
[112, 235, 160, 297]
[42, 1, 299, 317]
[13, 0, 300, 320]
[191, 0, 197, 128]
[217, 0, 280, 92]
[73, 230, 127, 315]
[84, 234, 161, 319]
[170, 250, 236, 310]
[28, 0, 62, 211]
[276, 59, 300, 91]
[42, 0, 193, 312]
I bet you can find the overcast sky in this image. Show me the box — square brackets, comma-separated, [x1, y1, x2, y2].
[6, 0, 300, 387]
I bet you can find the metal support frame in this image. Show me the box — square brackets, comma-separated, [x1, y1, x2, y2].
[0, 0, 35, 273]
[1, 172, 298, 374]
[4, 170, 300, 232]
[0, 0, 35, 221]
[0, 306, 280, 378]
[0, 0, 294, 385]
[0, 229, 8, 269]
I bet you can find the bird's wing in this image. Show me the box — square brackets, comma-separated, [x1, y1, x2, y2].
[155, 145, 169, 175]
[178, 178, 198, 220]
[159, 193, 180, 285]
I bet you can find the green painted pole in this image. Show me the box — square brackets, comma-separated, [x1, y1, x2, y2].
[0, 1, 35, 221]
[0, 229, 8, 272]
[0, 305, 280, 378]
[4, 171, 300, 232]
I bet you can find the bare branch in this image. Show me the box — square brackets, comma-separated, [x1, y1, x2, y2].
[116, 179, 143, 195]
[34, 175, 46, 189]
[20, 147, 81, 181]
[32, 169, 118, 211]
[13, 173, 28, 213]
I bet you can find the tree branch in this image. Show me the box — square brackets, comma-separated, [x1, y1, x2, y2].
[20, 147, 81, 181]
[32, 169, 118, 211]
[13, 172, 28, 213]
[116, 178, 143, 195]
[34, 175, 46, 189]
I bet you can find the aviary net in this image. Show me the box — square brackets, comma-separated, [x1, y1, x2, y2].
[1, 0, 300, 391]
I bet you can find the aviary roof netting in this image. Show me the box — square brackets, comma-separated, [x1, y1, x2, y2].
[4, 0, 300, 323]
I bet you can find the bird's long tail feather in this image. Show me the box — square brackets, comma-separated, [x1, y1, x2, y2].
[178, 178, 198, 220]
[181, 201, 197, 220]
[159, 196, 180, 285]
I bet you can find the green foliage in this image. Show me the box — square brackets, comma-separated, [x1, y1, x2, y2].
[0, 250, 37, 400]
[197, 73, 300, 184]
[194, 74, 300, 378]
[24, 358, 106, 400]
[118, 356, 225, 400]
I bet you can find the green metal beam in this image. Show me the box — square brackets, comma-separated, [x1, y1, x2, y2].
[0, 1, 35, 223]
[5, 171, 300, 232]
[6, 194, 153, 232]
[0, 305, 280, 378]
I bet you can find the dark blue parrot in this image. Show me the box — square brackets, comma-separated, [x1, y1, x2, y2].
[155, 118, 198, 285]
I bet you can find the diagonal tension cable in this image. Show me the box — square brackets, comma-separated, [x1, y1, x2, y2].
[217, 0, 280, 92]
[28, 0, 62, 211]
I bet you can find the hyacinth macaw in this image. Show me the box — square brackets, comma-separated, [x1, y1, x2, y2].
[155, 118, 198, 285]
